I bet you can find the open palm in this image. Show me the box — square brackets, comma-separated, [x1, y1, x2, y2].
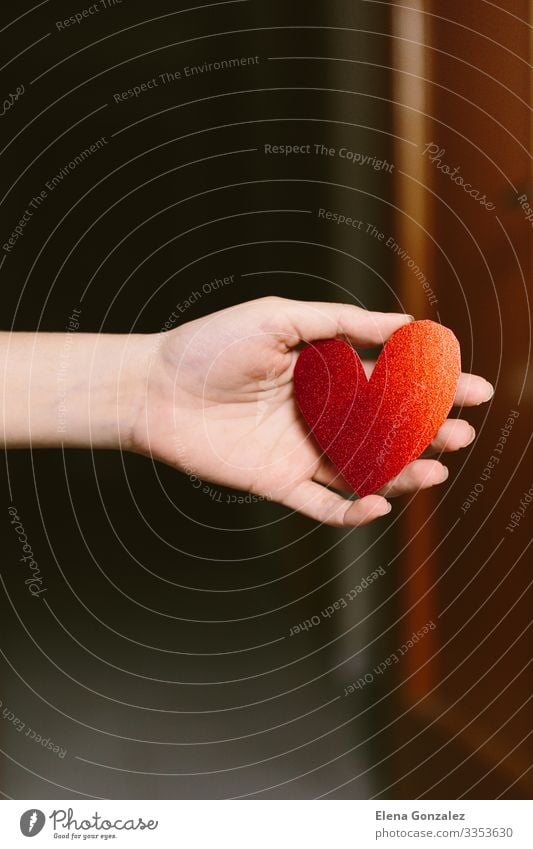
[130, 297, 493, 527]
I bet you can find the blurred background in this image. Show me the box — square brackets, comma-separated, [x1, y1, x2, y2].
[1, 0, 531, 798]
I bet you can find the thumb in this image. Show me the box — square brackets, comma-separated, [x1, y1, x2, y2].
[278, 298, 413, 347]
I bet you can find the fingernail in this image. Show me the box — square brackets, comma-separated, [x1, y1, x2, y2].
[438, 466, 449, 482]
[385, 313, 414, 322]
[465, 426, 476, 446]
[378, 500, 392, 516]
[478, 381, 494, 404]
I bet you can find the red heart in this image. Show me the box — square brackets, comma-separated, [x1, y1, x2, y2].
[293, 320, 461, 497]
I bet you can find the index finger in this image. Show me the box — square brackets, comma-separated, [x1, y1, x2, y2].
[454, 372, 494, 407]
[279, 298, 414, 347]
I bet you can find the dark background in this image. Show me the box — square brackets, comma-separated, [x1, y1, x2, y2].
[1, 0, 398, 798]
[1, 0, 531, 800]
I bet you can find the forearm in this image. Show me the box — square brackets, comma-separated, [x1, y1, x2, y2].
[0, 331, 150, 449]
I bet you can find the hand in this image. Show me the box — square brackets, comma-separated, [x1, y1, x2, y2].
[130, 296, 494, 527]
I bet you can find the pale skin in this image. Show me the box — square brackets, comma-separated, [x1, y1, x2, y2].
[0, 296, 493, 527]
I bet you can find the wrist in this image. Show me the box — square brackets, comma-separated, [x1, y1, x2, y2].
[82, 332, 153, 452]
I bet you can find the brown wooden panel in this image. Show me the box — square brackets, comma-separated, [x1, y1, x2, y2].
[391, 0, 532, 798]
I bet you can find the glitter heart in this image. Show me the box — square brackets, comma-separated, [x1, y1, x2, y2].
[293, 320, 461, 496]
